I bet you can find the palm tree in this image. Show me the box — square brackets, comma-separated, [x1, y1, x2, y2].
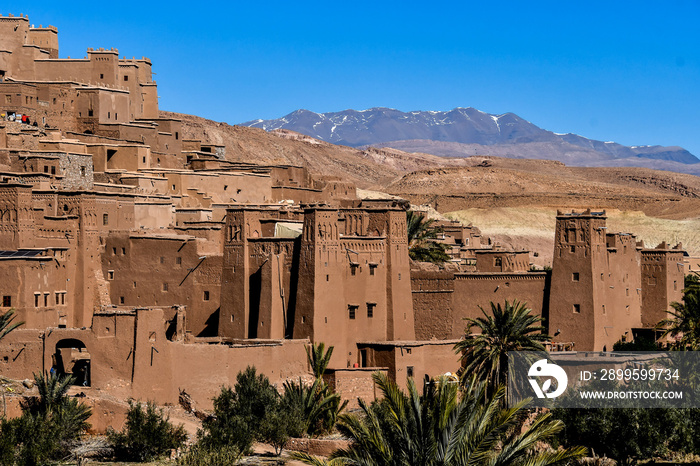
[307, 342, 334, 378]
[454, 300, 549, 394]
[0, 308, 23, 341]
[25, 372, 92, 440]
[658, 284, 700, 349]
[293, 372, 586, 466]
[406, 211, 450, 264]
[281, 377, 347, 437]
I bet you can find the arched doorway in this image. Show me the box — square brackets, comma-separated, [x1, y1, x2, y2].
[54, 339, 91, 387]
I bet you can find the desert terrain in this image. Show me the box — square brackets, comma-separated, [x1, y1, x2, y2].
[169, 110, 700, 261]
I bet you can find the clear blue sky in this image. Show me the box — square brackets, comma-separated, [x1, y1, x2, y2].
[10, 1, 700, 156]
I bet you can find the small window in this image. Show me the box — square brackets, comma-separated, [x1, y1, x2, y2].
[494, 257, 502, 267]
[176, 257, 182, 265]
[100, 73, 104, 79]
[112, 247, 117, 255]
[172, 184, 176, 191]
[51, 166, 56, 175]
[602, 305, 606, 315]
[121, 247, 126, 255]
[60, 293, 65, 305]
[120, 296, 125, 304]
[124, 75, 129, 81]
[160, 257, 165, 264]
[348, 305, 357, 320]
[175, 132, 179, 140]
[80, 166, 86, 176]
[34, 293, 40, 307]
[407, 366, 414, 378]
[107, 112, 110, 119]
[163, 283, 168, 292]
[103, 213, 109, 225]
[369, 264, 377, 275]
[88, 109, 94, 117]
[572, 272, 579, 282]
[674, 281, 678, 291]
[107, 270, 114, 280]
[573, 304, 581, 314]
[367, 303, 375, 318]
[44, 293, 49, 307]
[2, 296, 10, 307]
[54, 292, 59, 305]
[44, 166, 49, 173]
[326, 274, 329, 282]
[570, 245, 576, 253]
[350, 264, 357, 276]
[203, 291, 210, 301]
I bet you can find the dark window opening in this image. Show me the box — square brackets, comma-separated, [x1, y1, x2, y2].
[204, 291, 210, 301]
[348, 305, 357, 320]
[163, 283, 168, 292]
[119, 296, 125, 304]
[88, 109, 94, 117]
[176, 257, 181, 265]
[573, 304, 581, 314]
[2, 296, 10, 307]
[570, 245, 576, 253]
[124, 75, 129, 81]
[103, 213, 108, 225]
[572, 272, 579, 282]
[407, 366, 414, 378]
[367, 303, 375, 318]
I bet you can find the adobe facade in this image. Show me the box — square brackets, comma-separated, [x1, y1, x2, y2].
[0, 14, 690, 430]
[411, 210, 684, 352]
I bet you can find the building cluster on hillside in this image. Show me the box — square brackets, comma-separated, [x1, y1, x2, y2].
[0, 14, 687, 419]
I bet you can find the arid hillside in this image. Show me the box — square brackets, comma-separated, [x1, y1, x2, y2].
[170, 111, 700, 258]
[385, 157, 700, 220]
[446, 207, 700, 266]
[163, 111, 472, 189]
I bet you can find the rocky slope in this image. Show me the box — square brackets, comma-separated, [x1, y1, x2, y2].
[169, 111, 700, 220]
[241, 107, 699, 169]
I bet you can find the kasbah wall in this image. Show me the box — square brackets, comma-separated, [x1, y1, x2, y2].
[0, 13, 688, 431]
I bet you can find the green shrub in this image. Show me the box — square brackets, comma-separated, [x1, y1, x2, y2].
[108, 400, 187, 462]
[199, 366, 279, 454]
[176, 444, 241, 466]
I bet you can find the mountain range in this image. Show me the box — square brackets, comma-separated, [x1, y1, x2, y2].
[241, 107, 699, 170]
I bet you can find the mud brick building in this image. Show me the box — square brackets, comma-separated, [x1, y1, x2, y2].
[0, 14, 688, 427]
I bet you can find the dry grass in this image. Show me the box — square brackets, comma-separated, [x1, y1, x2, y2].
[445, 207, 700, 262]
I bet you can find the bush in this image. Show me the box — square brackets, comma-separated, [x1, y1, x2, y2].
[199, 366, 280, 454]
[108, 400, 187, 462]
[176, 444, 241, 466]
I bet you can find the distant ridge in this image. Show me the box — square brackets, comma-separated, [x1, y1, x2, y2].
[242, 107, 699, 169]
